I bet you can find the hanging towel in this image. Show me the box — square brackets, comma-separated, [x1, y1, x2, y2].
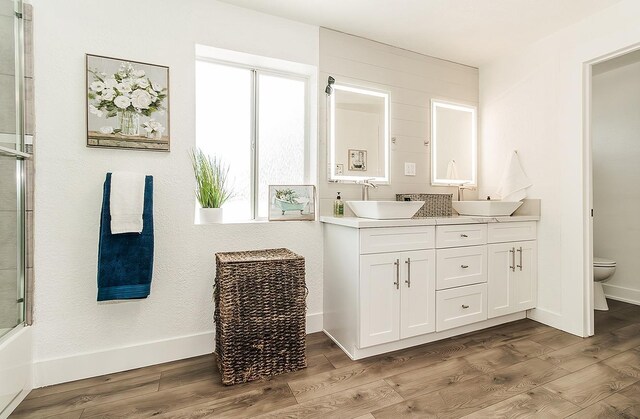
[446, 160, 459, 180]
[496, 151, 532, 201]
[97, 173, 154, 301]
[110, 172, 146, 234]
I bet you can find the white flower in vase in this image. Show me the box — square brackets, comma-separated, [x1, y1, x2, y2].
[90, 81, 105, 92]
[152, 82, 163, 92]
[104, 77, 118, 89]
[101, 89, 115, 101]
[133, 69, 145, 78]
[114, 95, 131, 109]
[136, 78, 150, 89]
[131, 89, 152, 109]
[117, 80, 133, 93]
[99, 126, 114, 134]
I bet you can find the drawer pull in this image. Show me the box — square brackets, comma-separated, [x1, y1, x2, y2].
[405, 258, 411, 288]
[460, 234, 468, 238]
[461, 304, 470, 309]
[393, 259, 400, 290]
[461, 264, 469, 269]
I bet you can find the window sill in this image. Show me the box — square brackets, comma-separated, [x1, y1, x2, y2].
[195, 218, 319, 225]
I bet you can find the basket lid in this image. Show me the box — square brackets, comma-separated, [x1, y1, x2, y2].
[216, 248, 303, 263]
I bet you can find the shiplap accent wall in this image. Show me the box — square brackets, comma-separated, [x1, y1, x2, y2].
[318, 28, 479, 215]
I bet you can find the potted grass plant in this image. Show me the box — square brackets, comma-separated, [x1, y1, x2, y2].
[190, 148, 233, 224]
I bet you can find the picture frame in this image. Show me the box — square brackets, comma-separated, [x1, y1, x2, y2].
[268, 185, 316, 221]
[348, 149, 367, 171]
[86, 54, 170, 151]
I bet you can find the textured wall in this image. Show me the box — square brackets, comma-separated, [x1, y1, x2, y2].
[31, 0, 321, 379]
[318, 28, 479, 215]
[478, 0, 640, 336]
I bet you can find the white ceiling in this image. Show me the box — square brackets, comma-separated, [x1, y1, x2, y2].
[219, 0, 621, 67]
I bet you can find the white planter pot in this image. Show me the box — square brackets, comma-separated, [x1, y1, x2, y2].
[199, 207, 223, 224]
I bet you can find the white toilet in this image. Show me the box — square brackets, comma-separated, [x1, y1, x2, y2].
[594, 256, 616, 311]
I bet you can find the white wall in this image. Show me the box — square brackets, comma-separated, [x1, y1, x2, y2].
[592, 55, 640, 304]
[319, 29, 479, 214]
[31, 0, 321, 387]
[478, 0, 640, 336]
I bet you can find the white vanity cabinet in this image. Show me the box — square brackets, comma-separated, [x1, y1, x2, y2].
[360, 249, 435, 347]
[322, 217, 538, 361]
[487, 223, 537, 318]
[435, 224, 489, 332]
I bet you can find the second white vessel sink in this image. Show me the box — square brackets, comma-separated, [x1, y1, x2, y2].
[452, 200, 522, 217]
[346, 200, 424, 220]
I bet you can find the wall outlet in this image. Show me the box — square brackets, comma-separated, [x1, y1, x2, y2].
[404, 162, 416, 176]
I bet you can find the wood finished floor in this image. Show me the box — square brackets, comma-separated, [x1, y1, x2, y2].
[11, 299, 640, 418]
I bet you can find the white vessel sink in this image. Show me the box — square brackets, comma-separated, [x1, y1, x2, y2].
[452, 200, 523, 217]
[346, 200, 424, 220]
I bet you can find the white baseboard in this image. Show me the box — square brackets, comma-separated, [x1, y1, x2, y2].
[34, 313, 323, 388]
[603, 284, 640, 306]
[33, 331, 215, 388]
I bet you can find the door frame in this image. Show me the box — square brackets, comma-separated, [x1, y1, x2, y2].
[582, 42, 640, 336]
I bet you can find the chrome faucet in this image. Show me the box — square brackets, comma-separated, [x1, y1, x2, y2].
[360, 179, 378, 201]
[457, 184, 476, 201]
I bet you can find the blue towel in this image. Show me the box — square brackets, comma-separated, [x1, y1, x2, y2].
[97, 173, 154, 301]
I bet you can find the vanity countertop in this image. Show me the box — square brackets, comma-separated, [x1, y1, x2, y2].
[320, 214, 540, 228]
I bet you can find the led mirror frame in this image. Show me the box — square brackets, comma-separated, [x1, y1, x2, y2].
[329, 84, 390, 183]
[430, 99, 477, 186]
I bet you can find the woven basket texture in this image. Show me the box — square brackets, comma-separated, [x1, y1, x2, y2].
[396, 193, 453, 217]
[214, 248, 307, 385]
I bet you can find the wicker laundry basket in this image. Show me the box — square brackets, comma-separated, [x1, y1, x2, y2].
[214, 248, 307, 385]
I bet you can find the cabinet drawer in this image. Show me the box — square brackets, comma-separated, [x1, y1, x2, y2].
[488, 222, 536, 243]
[360, 226, 435, 254]
[436, 224, 487, 248]
[436, 283, 487, 332]
[436, 245, 487, 290]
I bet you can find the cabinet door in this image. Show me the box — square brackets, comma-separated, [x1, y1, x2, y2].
[514, 241, 537, 311]
[487, 242, 516, 318]
[400, 250, 436, 339]
[360, 253, 401, 348]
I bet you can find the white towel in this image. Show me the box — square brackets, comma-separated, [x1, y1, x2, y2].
[446, 160, 459, 180]
[110, 172, 146, 234]
[496, 151, 532, 202]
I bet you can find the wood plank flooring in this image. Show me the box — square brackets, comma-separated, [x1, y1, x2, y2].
[11, 299, 640, 418]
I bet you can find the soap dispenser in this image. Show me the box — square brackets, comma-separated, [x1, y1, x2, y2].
[333, 192, 344, 217]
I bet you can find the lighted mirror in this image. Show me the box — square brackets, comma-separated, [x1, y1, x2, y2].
[431, 99, 477, 186]
[329, 84, 389, 183]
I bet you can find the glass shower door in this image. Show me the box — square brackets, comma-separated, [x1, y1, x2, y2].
[0, 0, 25, 339]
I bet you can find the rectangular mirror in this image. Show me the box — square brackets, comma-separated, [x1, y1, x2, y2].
[431, 99, 477, 186]
[329, 84, 389, 183]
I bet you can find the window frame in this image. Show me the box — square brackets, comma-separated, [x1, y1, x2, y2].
[195, 57, 312, 221]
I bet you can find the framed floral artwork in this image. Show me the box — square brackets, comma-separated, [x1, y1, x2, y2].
[86, 54, 170, 151]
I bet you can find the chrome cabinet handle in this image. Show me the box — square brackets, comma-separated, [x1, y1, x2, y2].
[460, 234, 468, 238]
[462, 304, 469, 309]
[405, 258, 411, 288]
[517, 247, 523, 271]
[394, 259, 400, 290]
[509, 248, 515, 272]
[461, 264, 469, 269]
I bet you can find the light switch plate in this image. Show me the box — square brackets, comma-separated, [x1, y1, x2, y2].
[404, 162, 416, 176]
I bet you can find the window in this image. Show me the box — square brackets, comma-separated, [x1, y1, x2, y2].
[196, 59, 310, 221]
